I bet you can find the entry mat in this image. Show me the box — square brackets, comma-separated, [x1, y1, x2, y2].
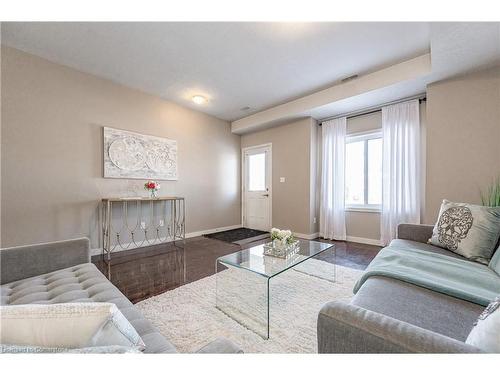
[204, 227, 269, 244]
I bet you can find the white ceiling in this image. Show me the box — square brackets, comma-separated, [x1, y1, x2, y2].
[1, 22, 431, 121]
[302, 23, 500, 119]
[1, 22, 498, 130]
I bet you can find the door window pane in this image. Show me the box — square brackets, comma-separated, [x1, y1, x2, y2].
[248, 153, 266, 191]
[345, 141, 365, 205]
[368, 138, 382, 205]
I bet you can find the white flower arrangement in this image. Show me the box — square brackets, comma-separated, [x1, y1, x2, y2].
[270, 228, 295, 247]
[264, 228, 299, 258]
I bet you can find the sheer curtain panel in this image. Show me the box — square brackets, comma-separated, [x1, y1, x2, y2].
[320, 117, 347, 240]
[381, 99, 421, 245]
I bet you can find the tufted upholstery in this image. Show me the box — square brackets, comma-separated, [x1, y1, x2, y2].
[1, 263, 176, 353]
[1, 237, 242, 354]
[1, 238, 91, 284]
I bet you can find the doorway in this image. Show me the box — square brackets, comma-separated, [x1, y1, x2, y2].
[242, 144, 272, 231]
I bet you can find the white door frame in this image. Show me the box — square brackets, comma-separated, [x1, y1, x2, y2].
[241, 143, 272, 230]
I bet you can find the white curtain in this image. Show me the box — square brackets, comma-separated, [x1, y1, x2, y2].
[381, 99, 421, 245]
[320, 117, 347, 240]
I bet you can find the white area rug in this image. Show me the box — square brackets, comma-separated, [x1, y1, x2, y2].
[136, 259, 362, 353]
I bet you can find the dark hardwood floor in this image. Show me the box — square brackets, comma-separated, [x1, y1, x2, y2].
[92, 236, 381, 303]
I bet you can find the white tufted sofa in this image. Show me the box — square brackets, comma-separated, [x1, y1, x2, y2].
[0, 238, 242, 354]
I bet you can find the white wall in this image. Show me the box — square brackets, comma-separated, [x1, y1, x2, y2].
[241, 118, 318, 236]
[424, 65, 500, 223]
[1, 47, 241, 248]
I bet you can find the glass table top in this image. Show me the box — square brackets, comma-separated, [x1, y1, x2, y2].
[217, 239, 334, 278]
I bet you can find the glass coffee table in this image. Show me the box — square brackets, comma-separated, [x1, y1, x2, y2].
[215, 240, 335, 339]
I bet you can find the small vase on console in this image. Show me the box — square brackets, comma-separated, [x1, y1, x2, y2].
[144, 180, 160, 199]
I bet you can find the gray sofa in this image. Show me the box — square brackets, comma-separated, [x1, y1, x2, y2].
[0, 238, 242, 353]
[317, 224, 499, 353]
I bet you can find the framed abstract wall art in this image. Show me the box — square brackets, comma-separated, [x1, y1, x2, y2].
[103, 127, 178, 180]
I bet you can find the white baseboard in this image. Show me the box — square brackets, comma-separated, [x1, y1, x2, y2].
[90, 224, 242, 256]
[346, 236, 383, 246]
[293, 232, 320, 240]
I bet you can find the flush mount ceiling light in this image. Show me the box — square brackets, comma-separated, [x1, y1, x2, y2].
[191, 95, 207, 105]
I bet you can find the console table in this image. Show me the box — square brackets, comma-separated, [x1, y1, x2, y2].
[101, 197, 185, 264]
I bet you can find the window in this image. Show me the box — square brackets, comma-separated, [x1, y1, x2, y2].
[345, 131, 382, 210]
[248, 152, 266, 191]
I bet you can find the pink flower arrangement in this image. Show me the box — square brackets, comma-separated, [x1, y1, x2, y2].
[144, 181, 160, 197]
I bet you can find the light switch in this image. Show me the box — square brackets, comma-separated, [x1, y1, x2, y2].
[280, 177, 286, 183]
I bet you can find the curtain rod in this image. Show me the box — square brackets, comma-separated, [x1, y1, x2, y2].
[319, 94, 427, 125]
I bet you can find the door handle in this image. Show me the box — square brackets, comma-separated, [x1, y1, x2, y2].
[262, 194, 269, 197]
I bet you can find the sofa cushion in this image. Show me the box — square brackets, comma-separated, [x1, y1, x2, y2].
[355, 242, 500, 306]
[0, 263, 176, 353]
[389, 239, 466, 260]
[351, 276, 484, 341]
[429, 200, 500, 264]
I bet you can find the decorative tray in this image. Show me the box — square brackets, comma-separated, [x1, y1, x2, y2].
[263, 240, 300, 259]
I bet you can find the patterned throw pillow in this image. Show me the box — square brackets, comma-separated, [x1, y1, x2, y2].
[466, 296, 500, 352]
[429, 200, 500, 264]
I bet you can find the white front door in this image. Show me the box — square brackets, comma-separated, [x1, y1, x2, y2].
[242, 144, 272, 231]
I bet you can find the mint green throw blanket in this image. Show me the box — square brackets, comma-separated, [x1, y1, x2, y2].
[354, 245, 500, 306]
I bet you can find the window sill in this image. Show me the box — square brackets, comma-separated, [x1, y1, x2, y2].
[346, 207, 381, 214]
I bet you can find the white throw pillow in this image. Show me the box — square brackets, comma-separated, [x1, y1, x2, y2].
[466, 296, 500, 352]
[0, 303, 145, 352]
